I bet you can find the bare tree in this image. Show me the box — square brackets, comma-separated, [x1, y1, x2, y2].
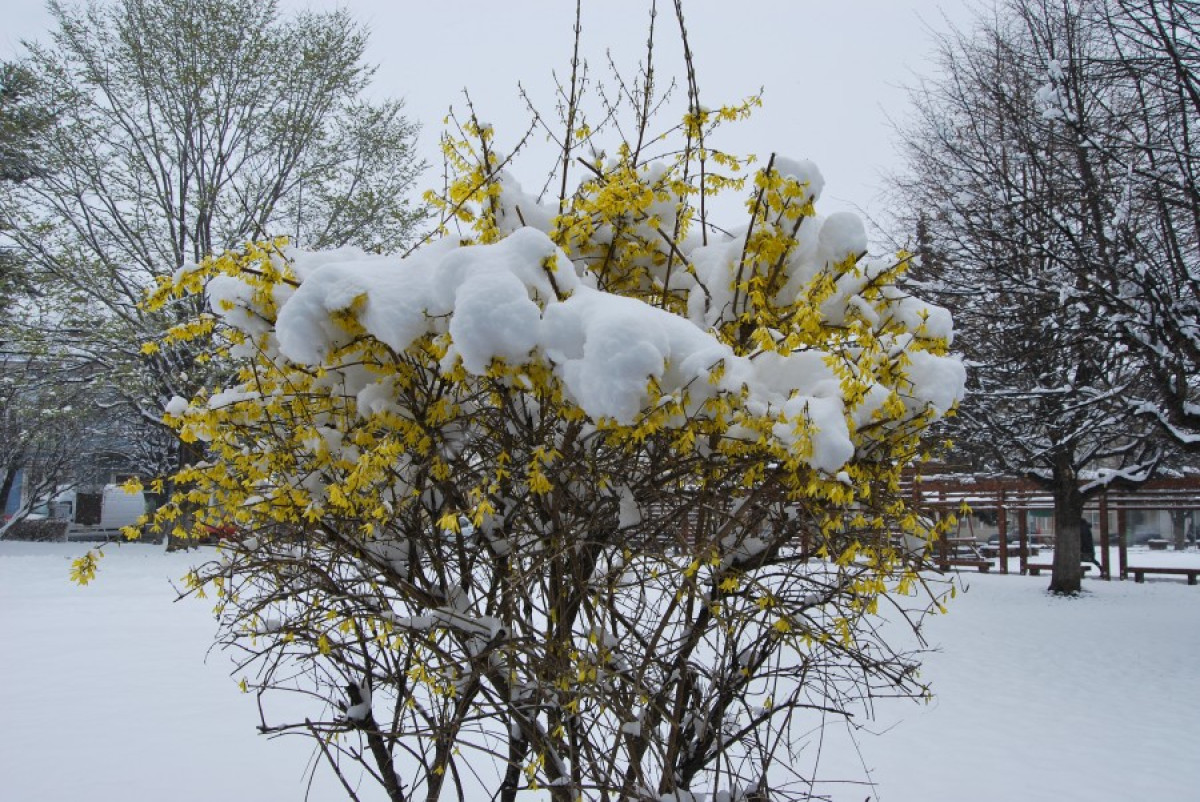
[0, 349, 89, 534]
[1072, 0, 1200, 448]
[0, 61, 54, 303]
[0, 0, 425, 471]
[0, 62, 48, 184]
[894, 0, 1163, 594]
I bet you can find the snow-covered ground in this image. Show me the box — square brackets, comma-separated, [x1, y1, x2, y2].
[2, 540, 1197, 801]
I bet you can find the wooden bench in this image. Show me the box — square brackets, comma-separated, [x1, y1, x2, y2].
[933, 538, 991, 572]
[936, 559, 991, 573]
[1025, 563, 1094, 577]
[980, 544, 1039, 559]
[1128, 567, 1200, 585]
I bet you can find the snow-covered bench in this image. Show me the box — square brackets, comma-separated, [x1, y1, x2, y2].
[1128, 566, 1199, 586]
[936, 558, 991, 573]
[935, 538, 991, 572]
[1024, 563, 1095, 577]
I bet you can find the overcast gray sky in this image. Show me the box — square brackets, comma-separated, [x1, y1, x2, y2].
[2, 1, 974, 226]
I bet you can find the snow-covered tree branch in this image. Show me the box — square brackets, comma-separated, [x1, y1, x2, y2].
[0, 0, 426, 493]
[892, 0, 1177, 594]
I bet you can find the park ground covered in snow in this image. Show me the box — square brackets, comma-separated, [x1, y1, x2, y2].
[2, 540, 1197, 802]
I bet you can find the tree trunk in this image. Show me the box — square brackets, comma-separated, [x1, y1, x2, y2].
[166, 441, 203, 552]
[0, 464, 19, 525]
[1171, 509, 1187, 551]
[1049, 463, 1085, 595]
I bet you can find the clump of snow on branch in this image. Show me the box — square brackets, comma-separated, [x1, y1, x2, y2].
[199, 161, 963, 476]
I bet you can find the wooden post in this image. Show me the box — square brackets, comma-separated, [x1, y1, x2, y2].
[937, 490, 948, 568]
[911, 481, 923, 563]
[997, 489, 1009, 574]
[1117, 506, 1129, 580]
[1098, 493, 1111, 580]
[799, 509, 810, 557]
[1018, 501, 1030, 575]
[681, 505, 694, 552]
[937, 506, 949, 567]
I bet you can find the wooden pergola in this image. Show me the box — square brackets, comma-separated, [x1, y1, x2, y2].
[912, 476, 1200, 581]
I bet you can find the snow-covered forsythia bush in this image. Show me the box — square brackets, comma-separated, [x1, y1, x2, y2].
[115, 32, 964, 802]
